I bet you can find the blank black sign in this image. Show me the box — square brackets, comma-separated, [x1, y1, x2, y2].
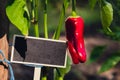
[11, 35, 67, 68]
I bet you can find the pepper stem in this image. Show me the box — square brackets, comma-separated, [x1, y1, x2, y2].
[72, 0, 77, 16]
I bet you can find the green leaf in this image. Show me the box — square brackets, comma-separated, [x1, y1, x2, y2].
[89, 0, 98, 9]
[100, 1, 113, 35]
[6, 0, 29, 35]
[88, 46, 106, 64]
[99, 52, 120, 73]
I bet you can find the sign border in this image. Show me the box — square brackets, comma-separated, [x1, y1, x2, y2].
[11, 35, 67, 68]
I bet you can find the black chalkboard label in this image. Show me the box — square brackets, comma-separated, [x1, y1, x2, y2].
[11, 35, 67, 68]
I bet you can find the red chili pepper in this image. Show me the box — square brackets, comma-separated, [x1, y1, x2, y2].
[65, 16, 86, 64]
[67, 41, 79, 64]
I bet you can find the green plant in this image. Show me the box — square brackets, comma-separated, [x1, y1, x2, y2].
[6, 0, 71, 80]
[6, 0, 120, 79]
[88, 0, 120, 73]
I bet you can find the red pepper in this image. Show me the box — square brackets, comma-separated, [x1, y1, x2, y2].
[67, 41, 79, 64]
[65, 16, 86, 64]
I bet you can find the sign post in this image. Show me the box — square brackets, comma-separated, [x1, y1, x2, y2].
[33, 68, 41, 80]
[11, 35, 67, 80]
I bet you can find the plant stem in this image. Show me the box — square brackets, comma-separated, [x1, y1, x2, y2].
[53, 0, 70, 39]
[30, 0, 39, 37]
[35, 0, 38, 20]
[32, 0, 39, 37]
[56, 69, 64, 80]
[44, 0, 48, 38]
[53, 9, 64, 39]
[34, 23, 39, 37]
[40, 0, 48, 79]
[72, 0, 77, 16]
[31, 0, 35, 19]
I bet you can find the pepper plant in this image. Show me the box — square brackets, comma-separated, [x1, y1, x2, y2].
[6, 0, 120, 79]
[65, 0, 86, 64]
[88, 0, 120, 73]
[6, 0, 71, 80]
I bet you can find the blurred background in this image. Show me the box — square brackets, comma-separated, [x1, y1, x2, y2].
[9, 0, 120, 80]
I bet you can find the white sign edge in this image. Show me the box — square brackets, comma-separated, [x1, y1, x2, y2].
[10, 34, 68, 68]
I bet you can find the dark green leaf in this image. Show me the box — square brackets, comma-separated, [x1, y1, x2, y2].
[6, 0, 29, 35]
[99, 52, 120, 73]
[100, 1, 113, 35]
[89, 0, 98, 9]
[88, 46, 106, 64]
